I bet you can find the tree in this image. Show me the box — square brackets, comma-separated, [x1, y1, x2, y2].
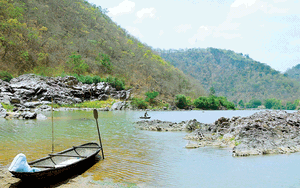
[209, 87, 215, 96]
[145, 91, 159, 105]
[264, 98, 282, 109]
[238, 100, 244, 108]
[246, 99, 262, 108]
[175, 94, 188, 109]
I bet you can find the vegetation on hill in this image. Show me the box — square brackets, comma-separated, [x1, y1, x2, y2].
[158, 48, 300, 104]
[0, 0, 206, 104]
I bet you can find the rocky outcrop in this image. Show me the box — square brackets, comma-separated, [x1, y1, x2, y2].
[0, 74, 131, 105]
[136, 119, 201, 131]
[0, 74, 131, 115]
[0, 74, 132, 119]
[137, 110, 300, 157]
[185, 110, 300, 156]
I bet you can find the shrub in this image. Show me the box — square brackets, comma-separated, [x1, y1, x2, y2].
[145, 91, 159, 105]
[66, 53, 89, 75]
[92, 75, 103, 83]
[0, 71, 13, 82]
[175, 94, 189, 109]
[264, 98, 281, 109]
[106, 76, 125, 90]
[131, 97, 148, 109]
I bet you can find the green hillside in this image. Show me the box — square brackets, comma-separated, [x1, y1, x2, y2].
[158, 48, 300, 103]
[0, 0, 205, 102]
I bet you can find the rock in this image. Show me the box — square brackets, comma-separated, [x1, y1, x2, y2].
[111, 102, 126, 110]
[99, 107, 110, 111]
[183, 110, 300, 157]
[23, 102, 43, 108]
[36, 114, 47, 120]
[98, 94, 109, 101]
[0, 104, 7, 118]
[136, 119, 203, 131]
[21, 112, 37, 119]
[185, 141, 204, 149]
[5, 112, 20, 119]
[0, 74, 132, 113]
[185, 119, 200, 131]
[10, 97, 21, 104]
[35, 105, 52, 112]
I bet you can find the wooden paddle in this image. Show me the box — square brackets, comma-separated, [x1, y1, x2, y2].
[93, 109, 104, 159]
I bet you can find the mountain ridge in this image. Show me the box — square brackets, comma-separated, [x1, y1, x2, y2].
[158, 47, 300, 103]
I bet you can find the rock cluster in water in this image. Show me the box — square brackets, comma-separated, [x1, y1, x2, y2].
[136, 119, 201, 131]
[0, 74, 131, 119]
[138, 110, 300, 157]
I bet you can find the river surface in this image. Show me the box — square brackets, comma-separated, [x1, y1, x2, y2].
[1, 110, 300, 188]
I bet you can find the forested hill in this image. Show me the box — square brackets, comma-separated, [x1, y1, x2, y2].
[157, 48, 300, 103]
[285, 64, 300, 81]
[0, 0, 205, 101]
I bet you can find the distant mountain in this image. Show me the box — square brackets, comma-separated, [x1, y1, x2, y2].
[285, 64, 300, 81]
[0, 0, 205, 101]
[157, 48, 300, 103]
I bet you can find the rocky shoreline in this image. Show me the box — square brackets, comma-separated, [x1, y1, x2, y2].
[137, 110, 300, 157]
[0, 74, 132, 119]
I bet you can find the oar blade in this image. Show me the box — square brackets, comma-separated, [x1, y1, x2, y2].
[93, 109, 98, 119]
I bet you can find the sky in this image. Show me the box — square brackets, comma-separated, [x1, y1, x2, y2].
[87, 0, 300, 72]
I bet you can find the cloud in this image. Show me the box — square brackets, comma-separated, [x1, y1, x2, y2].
[229, 0, 288, 19]
[188, 26, 214, 44]
[174, 24, 192, 33]
[135, 8, 157, 23]
[107, 0, 135, 17]
[188, 24, 242, 45]
[125, 26, 144, 39]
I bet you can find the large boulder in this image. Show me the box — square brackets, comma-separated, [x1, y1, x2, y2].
[111, 101, 126, 110]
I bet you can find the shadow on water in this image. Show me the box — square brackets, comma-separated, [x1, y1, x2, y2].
[9, 155, 102, 188]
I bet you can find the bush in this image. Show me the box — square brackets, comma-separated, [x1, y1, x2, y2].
[67, 53, 89, 75]
[193, 95, 235, 110]
[131, 97, 148, 109]
[106, 76, 125, 90]
[175, 94, 189, 109]
[264, 98, 281, 109]
[246, 99, 262, 108]
[92, 75, 103, 83]
[0, 71, 13, 82]
[145, 91, 159, 105]
[64, 74, 125, 90]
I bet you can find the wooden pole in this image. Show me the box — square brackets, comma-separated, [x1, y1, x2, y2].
[51, 97, 54, 153]
[93, 109, 104, 159]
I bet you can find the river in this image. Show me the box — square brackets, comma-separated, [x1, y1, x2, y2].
[1, 110, 300, 187]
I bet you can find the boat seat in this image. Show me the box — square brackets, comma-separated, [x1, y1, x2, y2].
[55, 158, 81, 168]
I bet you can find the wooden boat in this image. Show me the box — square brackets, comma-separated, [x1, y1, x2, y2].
[9, 109, 105, 181]
[9, 142, 101, 180]
[140, 116, 151, 119]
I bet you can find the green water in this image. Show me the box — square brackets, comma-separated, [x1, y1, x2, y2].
[1, 110, 300, 187]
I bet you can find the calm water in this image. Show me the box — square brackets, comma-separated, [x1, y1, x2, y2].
[1, 110, 300, 188]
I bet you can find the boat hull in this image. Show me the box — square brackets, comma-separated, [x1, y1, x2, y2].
[9, 142, 101, 180]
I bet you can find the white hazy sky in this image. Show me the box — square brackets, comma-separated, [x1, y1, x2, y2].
[87, 0, 300, 72]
